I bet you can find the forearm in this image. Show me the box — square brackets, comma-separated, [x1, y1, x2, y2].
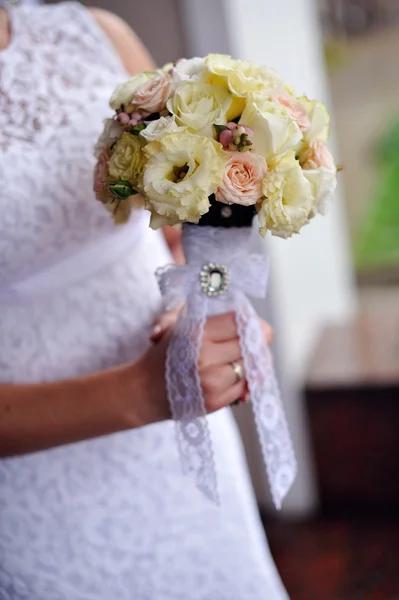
[163, 225, 184, 265]
[0, 361, 149, 458]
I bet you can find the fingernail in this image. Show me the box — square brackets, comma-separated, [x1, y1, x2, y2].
[244, 392, 251, 403]
[152, 324, 162, 336]
[150, 324, 163, 342]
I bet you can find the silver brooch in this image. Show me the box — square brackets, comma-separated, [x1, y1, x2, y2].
[200, 263, 229, 297]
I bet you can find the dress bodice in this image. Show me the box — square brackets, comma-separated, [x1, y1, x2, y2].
[0, 2, 131, 288]
[0, 2, 167, 384]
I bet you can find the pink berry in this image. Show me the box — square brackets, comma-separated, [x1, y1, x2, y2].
[219, 129, 234, 147]
[117, 112, 130, 125]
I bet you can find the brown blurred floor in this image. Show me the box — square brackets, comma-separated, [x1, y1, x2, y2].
[265, 517, 399, 600]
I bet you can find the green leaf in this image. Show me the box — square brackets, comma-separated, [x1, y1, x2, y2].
[130, 123, 147, 136]
[107, 180, 137, 200]
[214, 124, 229, 135]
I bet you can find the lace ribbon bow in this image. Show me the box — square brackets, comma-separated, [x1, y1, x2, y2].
[156, 251, 297, 509]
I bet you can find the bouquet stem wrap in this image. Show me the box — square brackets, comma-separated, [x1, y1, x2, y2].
[157, 224, 297, 509]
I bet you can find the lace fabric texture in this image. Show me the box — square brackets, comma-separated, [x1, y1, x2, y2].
[0, 2, 128, 289]
[158, 225, 297, 509]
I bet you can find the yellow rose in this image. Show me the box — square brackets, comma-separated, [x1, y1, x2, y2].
[108, 132, 146, 188]
[109, 71, 158, 111]
[258, 153, 313, 238]
[240, 97, 302, 164]
[206, 54, 283, 97]
[143, 132, 228, 228]
[167, 81, 233, 137]
[298, 97, 331, 144]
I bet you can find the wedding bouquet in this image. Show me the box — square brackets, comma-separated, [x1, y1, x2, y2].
[94, 54, 337, 508]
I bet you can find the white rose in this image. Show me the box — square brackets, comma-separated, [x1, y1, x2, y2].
[240, 97, 302, 164]
[258, 153, 313, 238]
[109, 72, 157, 111]
[167, 81, 232, 137]
[303, 167, 337, 216]
[173, 57, 207, 83]
[94, 118, 124, 159]
[140, 116, 185, 143]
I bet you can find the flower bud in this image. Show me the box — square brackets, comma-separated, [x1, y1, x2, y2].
[108, 180, 136, 200]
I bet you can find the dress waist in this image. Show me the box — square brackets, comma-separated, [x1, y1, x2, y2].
[0, 210, 150, 304]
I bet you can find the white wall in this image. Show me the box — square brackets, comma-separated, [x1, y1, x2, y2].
[81, 0, 185, 65]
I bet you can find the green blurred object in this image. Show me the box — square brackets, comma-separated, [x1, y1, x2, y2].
[356, 119, 399, 275]
[323, 39, 348, 73]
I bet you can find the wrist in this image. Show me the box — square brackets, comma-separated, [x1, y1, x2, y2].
[116, 359, 150, 429]
[117, 353, 171, 429]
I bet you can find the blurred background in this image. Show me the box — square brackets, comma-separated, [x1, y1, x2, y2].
[40, 0, 399, 596]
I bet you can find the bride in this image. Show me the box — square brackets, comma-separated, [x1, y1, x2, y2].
[0, 2, 289, 598]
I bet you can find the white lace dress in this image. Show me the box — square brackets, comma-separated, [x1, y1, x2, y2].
[0, 4, 289, 599]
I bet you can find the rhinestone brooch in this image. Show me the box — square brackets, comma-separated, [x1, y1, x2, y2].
[200, 263, 229, 297]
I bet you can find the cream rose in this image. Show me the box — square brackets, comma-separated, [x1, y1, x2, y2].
[216, 151, 267, 206]
[143, 132, 228, 228]
[108, 132, 146, 187]
[206, 53, 283, 97]
[131, 74, 173, 114]
[258, 153, 313, 238]
[109, 72, 157, 111]
[167, 81, 232, 136]
[140, 116, 185, 142]
[299, 140, 335, 171]
[271, 92, 311, 132]
[240, 98, 302, 164]
[303, 167, 337, 216]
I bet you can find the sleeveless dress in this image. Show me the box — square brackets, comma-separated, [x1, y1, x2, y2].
[0, 4, 289, 599]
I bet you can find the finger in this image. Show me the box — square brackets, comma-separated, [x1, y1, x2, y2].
[205, 380, 246, 413]
[150, 310, 178, 343]
[199, 338, 241, 368]
[205, 312, 238, 342]
[201, 359, 245, 395]
[260, 320, 274, 345]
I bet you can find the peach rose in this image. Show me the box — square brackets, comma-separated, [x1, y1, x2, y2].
[216, 151, 267, 206]
[93, 148, 111, 203]
[300, 140, 335, 170]
[273, 93, 311, 132]
[131, 74, 173, 115]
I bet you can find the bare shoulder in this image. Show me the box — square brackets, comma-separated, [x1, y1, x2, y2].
[88, 7, 155, 74]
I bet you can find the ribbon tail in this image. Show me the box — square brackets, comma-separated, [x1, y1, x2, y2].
[234, 293, 297, 510]
[165, 294, 219, 503]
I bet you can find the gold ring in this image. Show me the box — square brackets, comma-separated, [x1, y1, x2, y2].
[230, 361, 244, 383]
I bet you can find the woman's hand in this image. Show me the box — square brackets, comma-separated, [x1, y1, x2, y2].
[134, 309, 274, 425]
